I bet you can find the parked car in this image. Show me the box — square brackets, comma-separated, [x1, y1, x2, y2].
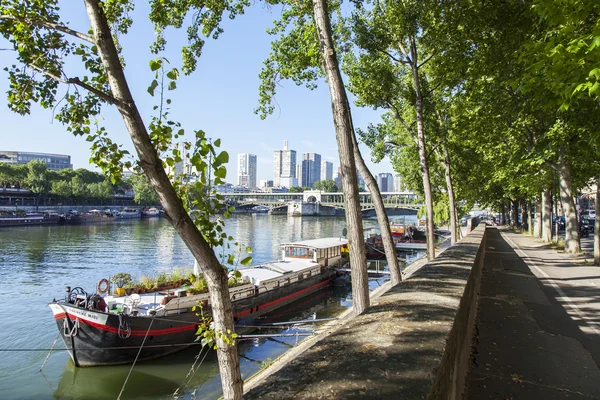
[552, 216, 566, 231]
[581, 216, 594, 233]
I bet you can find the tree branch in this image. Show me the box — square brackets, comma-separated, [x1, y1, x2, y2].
[388, 102, 415, 135]
[417, 52, 435, 69]
[398, 40, 412, 65]
[377, 48, 409, 65]
[0, 15, 95, 44]
[27, 63, 128, 109]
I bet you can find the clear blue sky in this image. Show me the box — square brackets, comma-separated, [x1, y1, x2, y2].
[0, 2, 393, 183]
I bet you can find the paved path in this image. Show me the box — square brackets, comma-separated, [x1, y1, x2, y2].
[466, 227, 600, 399]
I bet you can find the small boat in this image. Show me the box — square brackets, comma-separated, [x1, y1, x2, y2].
[141, 207, 160, 217]
[0, 210, 61, 227]
[48, 237, 348, 367]
[364, 225, 427, 254]
[60, 209, 116, 225]
[116, 208, 141, 219]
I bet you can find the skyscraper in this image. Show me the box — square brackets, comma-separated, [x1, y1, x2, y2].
[394, 175, 403, 192]
[301, 153, 322, 188]
[321, 161, 333, 181]
[376, 172, 394, 192]
[238, 153, 257, 188]
[273, 140, 297, 188]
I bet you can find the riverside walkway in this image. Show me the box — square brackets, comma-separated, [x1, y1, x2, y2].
[243, 226, 600, 399]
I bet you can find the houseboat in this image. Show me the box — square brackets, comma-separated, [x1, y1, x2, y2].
[0, 211, 61, 227]
[48, 237, 348, 367]
[116, 208, 141, 219]
[141, 207, 160, 217]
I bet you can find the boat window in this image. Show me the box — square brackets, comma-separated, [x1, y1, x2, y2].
[298, 273, 303, 280]
[288, 247, 311, 258]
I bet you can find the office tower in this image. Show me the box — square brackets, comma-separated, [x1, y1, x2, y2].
[376, 172, 394, 192]
[321, 161, 333, 181]
[273, 140, 297, 188]
[333, 166, 365, 189]
[301, 153, 321, 188]
[238, 153, 257, 188]
[259, 179, 274, 188]
[394, 175, 403, 192]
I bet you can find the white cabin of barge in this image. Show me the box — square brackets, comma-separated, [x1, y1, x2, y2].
[281, 237, 348, 266]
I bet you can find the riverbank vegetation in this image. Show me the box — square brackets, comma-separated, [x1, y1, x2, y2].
[0, 161, 158, 205]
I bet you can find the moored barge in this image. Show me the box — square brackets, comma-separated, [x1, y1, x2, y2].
[49, 237, 347, 367]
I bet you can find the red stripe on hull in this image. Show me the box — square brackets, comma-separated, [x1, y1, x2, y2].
[234, 278, 330, 318]
[54, 277, 330, 337]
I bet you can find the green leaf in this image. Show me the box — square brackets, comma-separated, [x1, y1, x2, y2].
[149, 59, 162, 71]
[216, 151, 229, 164]
[147, 79, 158, 96]
[240, 256, 252, 266]
[214, 138, 221, 147]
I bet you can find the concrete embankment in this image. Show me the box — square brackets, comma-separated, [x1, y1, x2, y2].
[244, 225, 487, 399]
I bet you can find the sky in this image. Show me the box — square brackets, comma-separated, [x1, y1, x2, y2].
[0, 2, 393, 184]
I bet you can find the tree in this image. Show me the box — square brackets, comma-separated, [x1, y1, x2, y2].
[344, 0, 438, 259]
[288, 186, 311, 193]
[128, 174, 159, 205]
[51, 180, 72, 201]
[1, 1, 248, 397]
[257, 0, 373, 312]
[313, 179, 338, 192]
[24, 160, 50, 209]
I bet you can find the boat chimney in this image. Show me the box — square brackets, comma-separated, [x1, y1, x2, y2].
[283, 140, 288, 150]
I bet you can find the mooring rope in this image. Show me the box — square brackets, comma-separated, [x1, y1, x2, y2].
[172, 345, 211, 399]
[117, 314, 156, 400]
[39, 332, 60, 372]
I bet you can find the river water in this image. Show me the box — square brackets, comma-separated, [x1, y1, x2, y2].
[0, 214, 421, 400]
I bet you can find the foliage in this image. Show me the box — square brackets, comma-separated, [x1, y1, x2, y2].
[24, 160, 50, 199]
[288, 186, 311, 193]
[314, 179, 338, 192]
[110, 272, 132, 288]
[128, 174, 159, 205]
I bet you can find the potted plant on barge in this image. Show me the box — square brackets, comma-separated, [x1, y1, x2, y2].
[110, 273, 132, 297]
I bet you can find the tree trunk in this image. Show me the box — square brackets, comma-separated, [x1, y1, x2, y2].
[542, 189, 552, 242]
[520, 198, 528, 231]
[83, 1, 242, 398]
[533, 196, 542, 238]
[349, 128, 402, 285]
[557, 150, 580, 253]
[442, 145, 458, 245]
[527, 201, 533, 235]
[511, 200, 518, 227]
[595, 177, 599, 265]
[408, 37, 435, 259]
[312, 0, 369, 313]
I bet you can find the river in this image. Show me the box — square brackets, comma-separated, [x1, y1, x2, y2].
[0, 214, 421, 400]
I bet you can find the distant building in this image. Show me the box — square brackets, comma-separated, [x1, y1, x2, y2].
[393, 175, 403, 192]
[334, 167, 364, 189]
[238, 153, 257, 188]
[321, 161, 333, 181]
[376, 173, 394, 192]
[168, 143, 197, 183]
[273, 140, 297, 188]
[259, 179, 274, 188]
[0, 150, 72, 171]
[301, 153, 321, 188]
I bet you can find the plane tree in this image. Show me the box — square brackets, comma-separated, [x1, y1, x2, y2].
[0, 1, 251, 398]
[255, 0, 404, 311]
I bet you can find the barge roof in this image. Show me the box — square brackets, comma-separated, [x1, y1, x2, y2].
[281, 237, 348, 249]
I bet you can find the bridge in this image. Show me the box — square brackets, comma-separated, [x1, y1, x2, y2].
[221, 190, 422, 214]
